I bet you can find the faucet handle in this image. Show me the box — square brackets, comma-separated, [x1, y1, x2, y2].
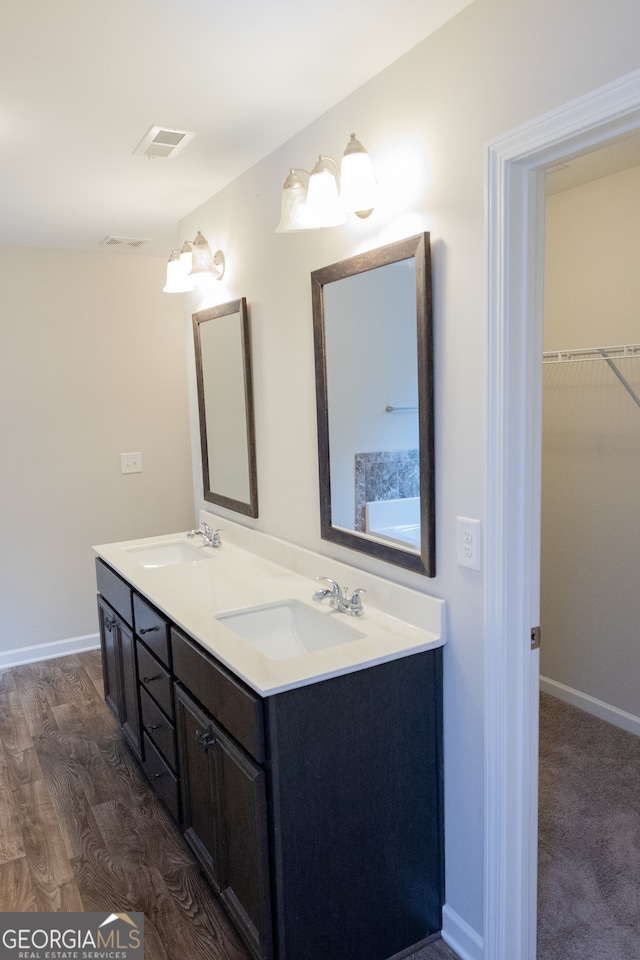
[211, 528, 222, 547]
[349, 588, 366, 616]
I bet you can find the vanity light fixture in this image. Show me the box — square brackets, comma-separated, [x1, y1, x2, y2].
[275, 132, 377, 233]
[163, 231, 225, 292]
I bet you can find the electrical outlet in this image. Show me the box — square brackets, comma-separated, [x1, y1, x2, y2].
[457, 516, 481, 570]
[120, 451, 142, 474]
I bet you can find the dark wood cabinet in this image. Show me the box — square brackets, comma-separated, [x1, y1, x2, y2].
[175, 682, 272, 960]
[97, 593, 142, 760]
[96, 558, 443, 960]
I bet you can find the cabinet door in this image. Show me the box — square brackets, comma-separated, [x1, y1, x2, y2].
[175, 684, 223, 888]
[119, 620, 142, 761]
[98, 595, 122, 722]
[175, 683, 272, 960]
[216, 730, 272, 960]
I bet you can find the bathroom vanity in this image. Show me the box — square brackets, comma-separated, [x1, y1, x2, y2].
[94, 526, 445, 960]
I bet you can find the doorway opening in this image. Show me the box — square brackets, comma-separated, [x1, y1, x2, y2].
[484, 68, 640, 960]
[538, 144, 640, 957]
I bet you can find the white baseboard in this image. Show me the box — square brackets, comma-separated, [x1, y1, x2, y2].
[0, 634, 100, 670]
[540, 675, 640, 737]
[441, 904, 483, 960]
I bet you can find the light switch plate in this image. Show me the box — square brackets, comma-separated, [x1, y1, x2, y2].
[457, 516, 481, 570]
[121, 452, 142, 474]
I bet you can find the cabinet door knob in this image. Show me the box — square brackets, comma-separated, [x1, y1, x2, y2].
[149, 772, 163, 781]
[140, 626, 160, 635]
[142, 675, 159, 684]
[195, 728, 216, 750]
[148, 723, 160, 731]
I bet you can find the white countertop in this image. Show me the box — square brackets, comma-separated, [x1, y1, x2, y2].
[93, 530, 446, 696]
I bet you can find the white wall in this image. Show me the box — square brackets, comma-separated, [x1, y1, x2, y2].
[542, 166, 640, 721]
[0, 247, 194, 655]
[178, 0, 640, 947]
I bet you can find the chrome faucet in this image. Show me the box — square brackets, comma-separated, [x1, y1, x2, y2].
[187, 522, 222, 548]
[312, 577, 366, 617]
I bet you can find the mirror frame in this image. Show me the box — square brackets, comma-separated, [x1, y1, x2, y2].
[311, 233, 435, 576]
[193, 297, 259, 518]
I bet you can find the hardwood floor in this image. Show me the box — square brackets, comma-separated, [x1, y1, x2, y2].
[0, 650, 460, 960]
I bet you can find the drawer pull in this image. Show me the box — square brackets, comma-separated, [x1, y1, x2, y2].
[140, 626, 160, 635]
[195, 728, 216, 750]
[142, 675, 160, 684]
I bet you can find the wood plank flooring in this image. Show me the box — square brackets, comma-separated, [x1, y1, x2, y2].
[0, 650, 460, 960]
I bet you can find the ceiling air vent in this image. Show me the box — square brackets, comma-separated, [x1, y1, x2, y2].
[132, 125, 195, 160]
[100, 236, 151, 249]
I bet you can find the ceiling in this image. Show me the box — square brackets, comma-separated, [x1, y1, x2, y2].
[0, 0, 475, 258]
[545, 129, 640, 195]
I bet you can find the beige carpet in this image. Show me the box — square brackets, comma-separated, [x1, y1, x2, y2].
[538, 692, 640, 959]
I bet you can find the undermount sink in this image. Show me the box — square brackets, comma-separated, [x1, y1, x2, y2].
[216, 599, 365, 660]
[123, 540, 216, 568]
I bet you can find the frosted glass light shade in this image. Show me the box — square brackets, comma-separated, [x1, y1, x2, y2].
[163, 249, 193, 293]
[275, 169, 312, 232]
[340, 133, 377, 217]
[189, 231, 218, 277]
[179, 240, 193, 277]
[305, 157, 346, 228]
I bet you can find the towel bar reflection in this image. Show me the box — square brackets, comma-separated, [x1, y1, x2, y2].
[385, 405, 418, 414]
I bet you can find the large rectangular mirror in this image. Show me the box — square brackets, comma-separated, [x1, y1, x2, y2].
[193, 298, 258, 518]
[311, 233, 434, 575]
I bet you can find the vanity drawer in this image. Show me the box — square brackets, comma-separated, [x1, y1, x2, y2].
[137, 641, 173, 719]
[95, 559, 133, 627]
[141, 732, 179, 822]
[171, 627, 265, 763]
[133, 594, 170, 666]
[140, 685, 176, 770]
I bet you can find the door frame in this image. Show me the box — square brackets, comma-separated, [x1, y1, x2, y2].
[483, 68, 640, 960]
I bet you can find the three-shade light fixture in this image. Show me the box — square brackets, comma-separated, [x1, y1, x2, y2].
[163, 231, 225, 293]
[276, 133, 378, 233]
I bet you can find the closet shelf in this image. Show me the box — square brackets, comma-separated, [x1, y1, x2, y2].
[543, 343, 640, 410]
[543, 343, 640, 363]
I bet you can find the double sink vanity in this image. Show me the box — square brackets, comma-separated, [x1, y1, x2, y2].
[94, 514, 446, 960]
[93, 228, 443, 960]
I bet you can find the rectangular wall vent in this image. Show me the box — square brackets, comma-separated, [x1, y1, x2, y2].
[133, 125, 195, 160]
[100, 236, 151, 249]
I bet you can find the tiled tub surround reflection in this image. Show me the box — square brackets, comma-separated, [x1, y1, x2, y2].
[354, 449, 419, 532]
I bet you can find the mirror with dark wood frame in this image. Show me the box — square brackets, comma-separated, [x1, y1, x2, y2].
[193, 298, 258, 518]
[311, 233, 435, 576]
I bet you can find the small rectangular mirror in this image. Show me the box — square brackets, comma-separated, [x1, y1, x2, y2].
[193, 298, 258, 518]
[311, 233, 435, 576]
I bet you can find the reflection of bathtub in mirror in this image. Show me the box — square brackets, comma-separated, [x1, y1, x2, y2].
[364, 497, 421, 550]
